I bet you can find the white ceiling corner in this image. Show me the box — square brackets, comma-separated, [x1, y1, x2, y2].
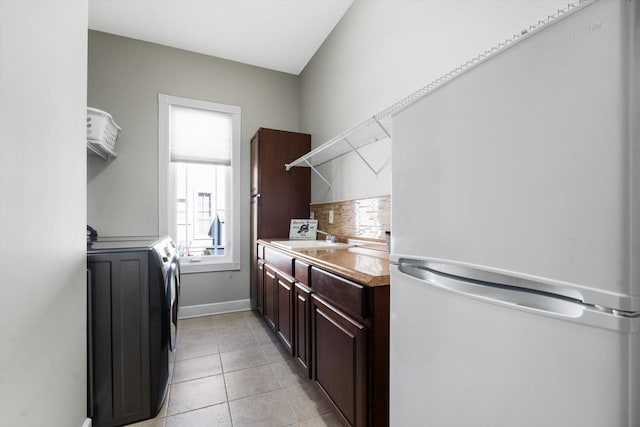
[88, 0, 353, 75]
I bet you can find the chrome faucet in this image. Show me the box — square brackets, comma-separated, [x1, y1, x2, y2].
[316, 230, 336, 243]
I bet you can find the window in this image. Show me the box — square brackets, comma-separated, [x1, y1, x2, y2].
[159, 94, 241, 272]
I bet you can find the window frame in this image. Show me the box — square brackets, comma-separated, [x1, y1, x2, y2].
[158, 93, 241, 273]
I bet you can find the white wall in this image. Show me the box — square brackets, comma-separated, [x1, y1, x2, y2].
[87, 31, 300, 310]
[0, 1, 88, 426]
[300, 0, 570, 203]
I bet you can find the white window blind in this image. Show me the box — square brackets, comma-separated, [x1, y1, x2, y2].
[159, 93, 241, 273]
[170, 105, 232, 165]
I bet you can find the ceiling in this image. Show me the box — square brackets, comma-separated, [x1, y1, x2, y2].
[88, 0, 353, 75]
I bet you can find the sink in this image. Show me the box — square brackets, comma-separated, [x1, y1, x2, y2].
[271, 240, 353, 250]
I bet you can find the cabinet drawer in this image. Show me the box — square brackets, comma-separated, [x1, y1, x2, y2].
[311, 267, 366, 319]
[294, 259, 311, 286]
[264, 246, 293, 277]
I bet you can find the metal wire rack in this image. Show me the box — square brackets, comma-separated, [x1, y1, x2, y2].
[285, 0, 588, 187]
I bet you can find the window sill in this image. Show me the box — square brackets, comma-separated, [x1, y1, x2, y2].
[179, 258, 240, 274]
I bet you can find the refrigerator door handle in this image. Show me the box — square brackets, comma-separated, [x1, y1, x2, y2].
[395, 263, 640, 332]
[397, 263, 584, 319]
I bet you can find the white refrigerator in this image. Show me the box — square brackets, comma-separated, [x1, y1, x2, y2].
[390, 0, 640, 426]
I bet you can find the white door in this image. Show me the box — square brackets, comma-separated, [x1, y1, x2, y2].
[391, 0, 639, 304]
[389, 264, 640, 427]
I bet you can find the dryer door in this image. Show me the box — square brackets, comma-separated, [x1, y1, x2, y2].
[166, 260, 179, 351]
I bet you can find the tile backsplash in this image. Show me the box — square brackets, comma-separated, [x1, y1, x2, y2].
[310, 195, 390, 242]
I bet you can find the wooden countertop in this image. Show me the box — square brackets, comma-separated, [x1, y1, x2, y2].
[259, 239, 390, 287]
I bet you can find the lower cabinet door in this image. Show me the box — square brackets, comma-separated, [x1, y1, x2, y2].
[277, 274, 295, 355]
[294, 282, 312, 377]
[257, 260, 265, 315]
[312, 295, 367, 427]
[263, 265, 278, 331]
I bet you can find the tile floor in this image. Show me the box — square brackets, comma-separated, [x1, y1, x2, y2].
[127, 310, 342, 427]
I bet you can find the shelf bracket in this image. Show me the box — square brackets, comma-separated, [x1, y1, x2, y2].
[373, 117, 391, 139]
[306, 160, 332, 188]
[87, 140, 117, 161]
[343, 134, 380, 177]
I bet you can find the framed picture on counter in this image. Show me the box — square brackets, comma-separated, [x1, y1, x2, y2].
[289, 219, 318, 240]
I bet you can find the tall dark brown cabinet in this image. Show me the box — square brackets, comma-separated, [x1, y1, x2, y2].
[250, 128, 311, 312]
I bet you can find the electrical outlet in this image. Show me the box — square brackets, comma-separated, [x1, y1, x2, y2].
[310, 211, 315, 219]
[328, 210, 334, 224]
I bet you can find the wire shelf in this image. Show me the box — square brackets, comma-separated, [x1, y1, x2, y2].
[285, 0, 587, 186]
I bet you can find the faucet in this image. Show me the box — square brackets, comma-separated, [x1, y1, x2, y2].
[316, 230, 336, 243]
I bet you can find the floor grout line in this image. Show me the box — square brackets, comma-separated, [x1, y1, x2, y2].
[134, 310, 337, 427]
[220, 362, 233, 426]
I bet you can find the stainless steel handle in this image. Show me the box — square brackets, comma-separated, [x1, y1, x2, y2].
[394, 263, 640, 332]
[396, 257, 584, 301]
[398, 263, 583, 318]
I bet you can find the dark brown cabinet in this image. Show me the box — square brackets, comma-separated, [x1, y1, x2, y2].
[256, 259, 265, 315]
[310, 266, 390, 427]
[312, 295, 367, 427]
[294, 259, 312, 376]
[251, 196, 260, 310]
[277, 273, 295, 354]
[263, 264, 278, 331]
[294, 282, 312, 376]
[249, 128, 311, 311]
[262, 246, 296, 355]
[257, 244, 390, 427]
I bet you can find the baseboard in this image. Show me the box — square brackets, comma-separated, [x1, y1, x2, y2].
[82, 418, 92, 427]
[178, 299, 251, 319]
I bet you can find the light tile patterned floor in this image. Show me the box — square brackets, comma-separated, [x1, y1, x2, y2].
[127, 310, 342, 427]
